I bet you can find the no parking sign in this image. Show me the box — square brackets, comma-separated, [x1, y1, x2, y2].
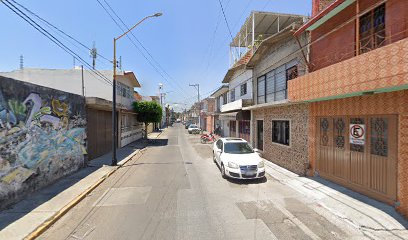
[350, 124, 365, 145]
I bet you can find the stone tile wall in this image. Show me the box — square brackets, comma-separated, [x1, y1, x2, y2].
[252, 103, 309, 175]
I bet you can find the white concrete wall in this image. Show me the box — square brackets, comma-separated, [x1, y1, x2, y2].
[253, 34, 308, 105]
[228, 68, 253, 102]
[0, 68, 136, 109]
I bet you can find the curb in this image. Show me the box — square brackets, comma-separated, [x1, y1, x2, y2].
[25, 131, 164, 240]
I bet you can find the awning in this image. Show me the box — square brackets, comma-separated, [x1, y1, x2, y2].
[219, 110, 251, 121]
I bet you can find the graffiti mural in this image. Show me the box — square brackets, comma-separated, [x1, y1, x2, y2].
[0, 77, 86, 207]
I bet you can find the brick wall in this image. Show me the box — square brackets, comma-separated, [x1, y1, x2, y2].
[252, 103, 309, 175]
[310, 0, 408, 72]
[309, 90, 408, 218]
[312, 0, 336, 16]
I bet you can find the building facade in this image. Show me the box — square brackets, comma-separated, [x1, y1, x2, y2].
[244, 15, 309, 175]
[291, 0, 408, 217]
[210, 85, 229, 136]
[0, 68, 143, 160]
[0, 76, 86, 209]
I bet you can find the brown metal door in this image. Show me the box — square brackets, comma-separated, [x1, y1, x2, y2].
[317, 115, 397, 203]
[317, 118, 335, 178]
[368, 116, 397, 200]
[87, 108, 112, 160]
[349, 117, 368, 187]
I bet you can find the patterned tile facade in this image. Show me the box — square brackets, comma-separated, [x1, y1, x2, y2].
[308, 91, 408, 217]
[288, 38, 408, 102]
[252, 103, 309, 175]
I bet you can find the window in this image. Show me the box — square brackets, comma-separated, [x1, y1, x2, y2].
[257, 76, 265, 104]
[272, 120, 290, 146]
[286, 66, 298, 80]
[257, 60, 297, 104]
[223, 93, 227, 104]
[240, 82, 247, 96]
[257, 120, 264, 150]
[230, 89, 235, 102]
[359, 4, 385, 54]
[224, 142, 254, 154]
[216, 140, 223, 150]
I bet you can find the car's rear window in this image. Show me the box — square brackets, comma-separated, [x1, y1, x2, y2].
[190, 125, 197, 128]
[224, 142, 254, 154]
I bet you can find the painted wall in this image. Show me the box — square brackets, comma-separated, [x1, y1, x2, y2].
[228, 68, 253, 102]
[252, 34, 308, 105]
[0, 76, 86, 208]
[0, 68, 137, 110]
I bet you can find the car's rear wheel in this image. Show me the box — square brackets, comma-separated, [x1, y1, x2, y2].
[221, 164, 226, 179]
[213, 152, 216, 163]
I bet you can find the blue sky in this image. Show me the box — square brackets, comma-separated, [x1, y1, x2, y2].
[0, 0, 311, 111]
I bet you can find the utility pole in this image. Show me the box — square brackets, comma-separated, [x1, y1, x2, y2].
[111, 12, 162, 166]
[189, 84, 200, 128]
[81, 65, 85, 96]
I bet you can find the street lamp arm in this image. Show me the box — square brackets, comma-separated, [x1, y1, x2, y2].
[115, 13, 162, 41]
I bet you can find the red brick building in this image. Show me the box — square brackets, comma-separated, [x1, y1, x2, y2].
[291, 0, 408, 217]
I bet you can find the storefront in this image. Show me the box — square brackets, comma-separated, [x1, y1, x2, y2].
[219, 110, 251, 141]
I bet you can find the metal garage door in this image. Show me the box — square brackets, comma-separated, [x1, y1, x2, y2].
[87, 108, 113, 160]
[316, 115, 397, 203]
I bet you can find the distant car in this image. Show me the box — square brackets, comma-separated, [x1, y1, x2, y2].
[187, 124, 200, 134]
[213, 138, 265, 179]
[185, 122, 192, 129]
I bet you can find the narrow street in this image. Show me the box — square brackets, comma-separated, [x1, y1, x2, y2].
[39, 124, 368, 240]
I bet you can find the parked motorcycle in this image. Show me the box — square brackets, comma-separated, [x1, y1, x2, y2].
[200, 132, 216, 144]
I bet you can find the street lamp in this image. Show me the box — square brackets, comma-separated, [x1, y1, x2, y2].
[112, 13, 162, 166]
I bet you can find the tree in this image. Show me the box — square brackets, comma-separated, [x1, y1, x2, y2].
[132, 101, 163, 139]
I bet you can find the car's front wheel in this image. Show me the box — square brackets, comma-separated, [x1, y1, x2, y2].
[221, 164, 226, 179]
[213, 152, 216, 163]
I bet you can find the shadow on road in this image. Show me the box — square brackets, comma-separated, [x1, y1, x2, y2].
[227, 176, 268, 185]
[311, 176, 408, 229]
[144, 138, 169, 147]
[121, 161, 193, 168]
[0, 139, 146, 231]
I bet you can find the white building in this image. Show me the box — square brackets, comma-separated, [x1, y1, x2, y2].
[0, 67, 142, 159]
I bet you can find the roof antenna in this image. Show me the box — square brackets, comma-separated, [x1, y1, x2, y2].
[90, 41, 98, 69]
[20, 55, 24, 70]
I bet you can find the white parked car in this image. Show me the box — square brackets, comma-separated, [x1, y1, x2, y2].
[213, 138, 265, 179]
[187, 124, 200, 134]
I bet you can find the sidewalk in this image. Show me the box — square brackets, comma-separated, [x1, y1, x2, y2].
[0, 131, 163, 240]
[263, 160, 408, 239]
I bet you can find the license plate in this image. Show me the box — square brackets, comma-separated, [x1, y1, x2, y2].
[244, 171, 256, 176]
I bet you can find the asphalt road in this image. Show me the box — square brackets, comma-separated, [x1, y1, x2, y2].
[39, 124, 364, 240]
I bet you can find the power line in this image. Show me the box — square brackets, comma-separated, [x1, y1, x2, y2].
[101, 0, 184, 92]
[217, 0, 235, 43]
[2, 0, 113, 86]
[96, 0, 188, 97]
[9, 0, 112, 64]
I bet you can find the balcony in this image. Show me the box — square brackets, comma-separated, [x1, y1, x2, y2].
[221, 99, 253, 113]
[288, 37, 408, 102]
